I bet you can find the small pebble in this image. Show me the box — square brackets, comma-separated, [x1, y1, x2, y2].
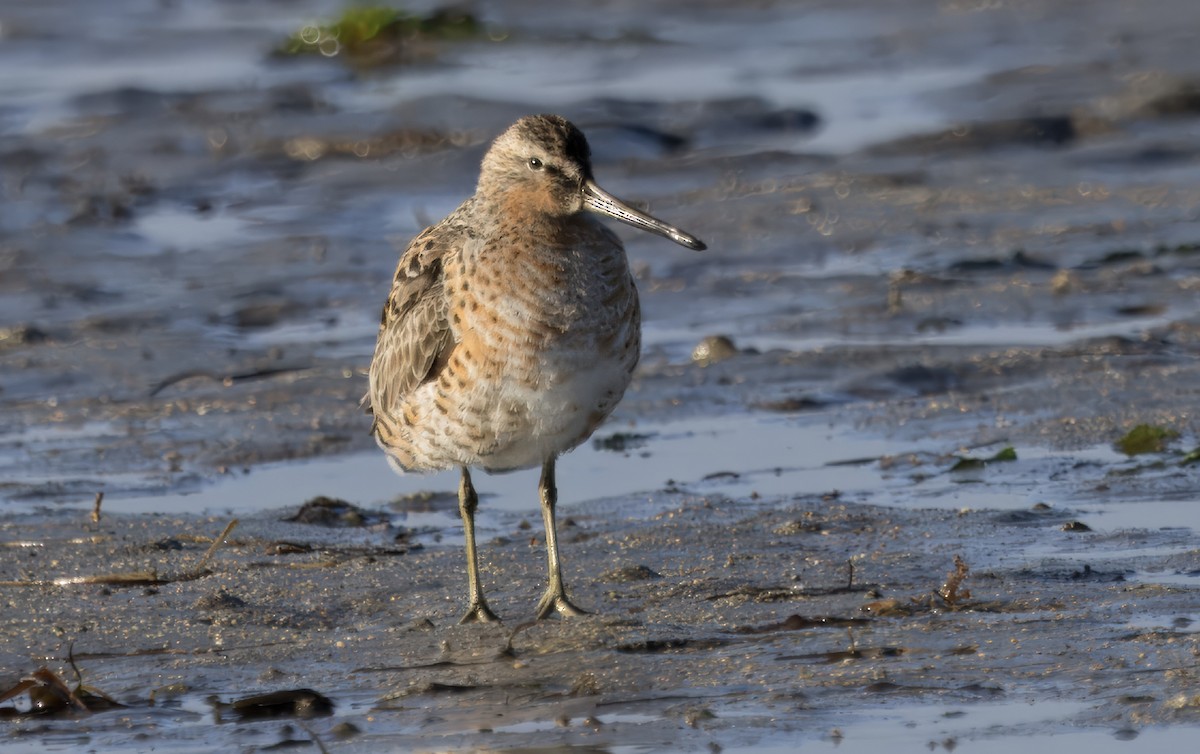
[692, 335, 737, 365]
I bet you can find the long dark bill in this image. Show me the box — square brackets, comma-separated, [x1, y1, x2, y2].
[583, 180, 706, 251]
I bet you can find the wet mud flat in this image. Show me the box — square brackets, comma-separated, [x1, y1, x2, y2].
[3, 0, 1200, 750]
[1, 484, 1197, 752]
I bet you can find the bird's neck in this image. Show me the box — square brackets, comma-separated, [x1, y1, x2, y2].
[477, 183, 567, 229]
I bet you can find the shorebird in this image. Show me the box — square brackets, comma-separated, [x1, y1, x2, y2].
[365, 114, 705, 623]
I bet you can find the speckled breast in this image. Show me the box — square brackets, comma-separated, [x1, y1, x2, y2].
[382, 222, 641, 473]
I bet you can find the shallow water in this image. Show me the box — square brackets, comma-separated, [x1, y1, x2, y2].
[17, 409, 1195, 536]
[27, 413, 900, 516]
[723, 714, 1193, 754]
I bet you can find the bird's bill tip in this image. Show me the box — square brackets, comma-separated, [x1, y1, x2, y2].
[671, 232, 706, 251]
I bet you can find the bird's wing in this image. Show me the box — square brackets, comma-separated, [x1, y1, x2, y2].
[364, 221, 458, 420]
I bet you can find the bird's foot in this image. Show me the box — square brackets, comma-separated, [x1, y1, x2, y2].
[535, 588, 589, 620]
[459, 600, 500, 624]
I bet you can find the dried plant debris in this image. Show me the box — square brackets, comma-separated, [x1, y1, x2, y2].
[0, 569, 164, 588]
[949, 446, 1017, 471]
[864, 556, 977, 615]
[51, 570, 166, 587]
[0, 519, 238, 588]
[937, 555, 972, 608]
[1115, 424, 1179, 456]
[192, 518, 239, 574]
[0, 662, 122, 719]
[0, 668, 86, 718]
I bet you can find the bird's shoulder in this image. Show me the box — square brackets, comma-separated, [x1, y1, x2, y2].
[384, 197, 486, 315]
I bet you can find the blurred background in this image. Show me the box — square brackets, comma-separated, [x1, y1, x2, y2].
[2, 0, 1200, 515]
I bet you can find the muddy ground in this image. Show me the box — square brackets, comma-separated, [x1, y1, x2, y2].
[2, 0, 1200, 751]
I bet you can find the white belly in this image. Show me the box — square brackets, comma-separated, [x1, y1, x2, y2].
[475, 349, 633, 471]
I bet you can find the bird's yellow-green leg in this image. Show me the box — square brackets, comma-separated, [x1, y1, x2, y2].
[458, 467, 500, 624]
[535, 457, 588, 619]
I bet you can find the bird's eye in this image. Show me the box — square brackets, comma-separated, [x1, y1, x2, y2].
[528, 157, 544, 171]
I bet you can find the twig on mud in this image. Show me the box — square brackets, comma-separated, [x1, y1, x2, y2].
[193, 518, 239, 575]
[91, 492, 103, 523]
[297, 721, 331, 754]
[0, 570, 164, 587]
[64, 642, 122, 710]
[66, 641, 83, 686]
[19, 518, 237, 587]
[501, 619, 547, 659]
[149, 367, 311, 397]
[52, 571, 164, 586]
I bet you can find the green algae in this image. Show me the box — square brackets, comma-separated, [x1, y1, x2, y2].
[279, 5, 484, 65]
[1115, 424, 1179, 456]
[949, 446, 1017, 471]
